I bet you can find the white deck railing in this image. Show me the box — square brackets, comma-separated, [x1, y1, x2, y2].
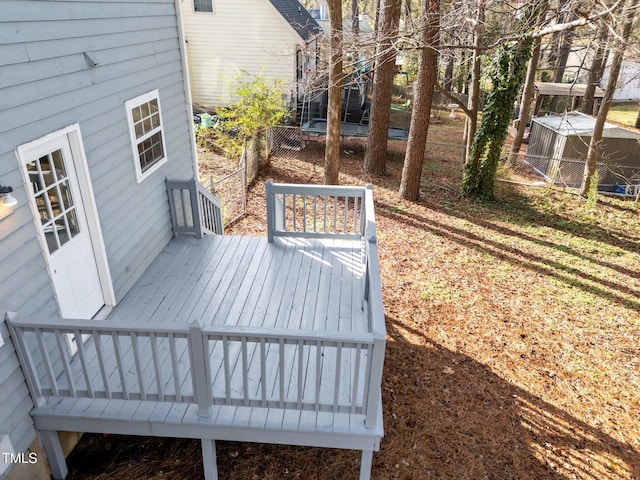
[7, 316, 381, 420]
[8, 183, 384, 427]
[166, 177, 223, 237]
[266, 182, 386, 426]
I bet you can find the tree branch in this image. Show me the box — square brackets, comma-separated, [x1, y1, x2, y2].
[434, 81, 472, 118]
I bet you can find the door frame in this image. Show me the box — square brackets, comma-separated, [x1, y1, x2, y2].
[15, 123, 116, 311]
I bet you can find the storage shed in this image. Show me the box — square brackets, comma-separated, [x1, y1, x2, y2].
[525, 111, 640, 191]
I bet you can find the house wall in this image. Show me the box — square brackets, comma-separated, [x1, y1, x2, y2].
[180, 0, 302, 107]
[0, 1, 195, 477]
[601, 60, 640, 101]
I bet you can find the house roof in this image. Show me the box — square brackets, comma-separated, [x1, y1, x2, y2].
[532, 111, 640, 139]
[534, 82, 605, 98]
[269, 0, 322, 42]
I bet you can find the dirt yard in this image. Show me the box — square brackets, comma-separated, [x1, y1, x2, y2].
[67, 117, 640, 479]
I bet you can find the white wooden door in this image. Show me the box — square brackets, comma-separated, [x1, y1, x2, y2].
[21, 134, 105, 320]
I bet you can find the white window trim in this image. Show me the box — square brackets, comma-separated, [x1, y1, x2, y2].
[125, 89, 168, 183]
[193, 0, 214, 13]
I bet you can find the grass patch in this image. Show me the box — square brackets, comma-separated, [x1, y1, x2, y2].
[608, 101, 640, 128]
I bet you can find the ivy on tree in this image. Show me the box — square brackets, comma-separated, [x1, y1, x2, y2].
[462, 40, 532, 199]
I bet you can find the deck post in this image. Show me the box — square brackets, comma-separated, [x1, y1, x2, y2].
[365, 336, 385, 428]
[40, 431, 68, 480]
[201, 439, 219, 480]
[359, 450, 373, 480]
[165, 178, 178, 237]
[5, 312, 45, 407]
[189, 321, 211, 417]
[266, 180, 275, 242]
[188, 177, 203, 239]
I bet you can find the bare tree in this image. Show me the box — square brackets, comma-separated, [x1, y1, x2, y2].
[364, 0, 402, 175]
[399, 0, 440, 200]
[580, 0, 638, 196]
[510, 36, 543, 155]
[582, 21, 609, 115]
[464, 0, 485, 161]
[549, 2, 577, 111]
[511, 0, 549, 154]
[324, 0, 343, 185]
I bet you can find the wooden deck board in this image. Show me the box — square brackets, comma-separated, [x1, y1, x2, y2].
[62, 234, 367, 407]
[27, 233, 380, 455]
[103, 234, 368, 333]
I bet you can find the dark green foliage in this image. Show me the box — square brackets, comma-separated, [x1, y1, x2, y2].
[462, 40, 532, 199]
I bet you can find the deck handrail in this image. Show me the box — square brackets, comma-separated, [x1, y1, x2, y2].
[7, 314, 379, 419]
[265, 182, 386, 427]
[266, 181, 368, 241]
[166, 177, 223, 237]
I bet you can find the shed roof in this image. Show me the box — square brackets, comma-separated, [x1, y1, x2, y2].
[269, 0, 322, 42]
[533, 111, 640, 139]
[534, 82, 605, 98]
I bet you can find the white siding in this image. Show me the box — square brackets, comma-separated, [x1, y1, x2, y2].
[180, 0, 302, 107]
[0, 1, 196, 477]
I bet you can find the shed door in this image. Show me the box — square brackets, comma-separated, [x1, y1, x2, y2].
[21, 134, 105, 320]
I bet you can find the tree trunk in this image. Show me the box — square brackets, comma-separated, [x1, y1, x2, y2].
[549, 10, 576, 111]
[246, 134, 260, 185]
[324, 0, 343, 185]
[580, 0, 637, 196]
[464, 0, 484, 161]
[364, 0, 402, 175]
[399, 0, 440, 201]
[352, 0, 359, 36]
[462, 41, 532, 199]
[443, 53, 454, 92]
[582, 22, 608, 115]
[511, 37, 542, 155]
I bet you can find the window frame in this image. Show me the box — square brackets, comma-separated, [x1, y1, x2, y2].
[193, 0, 214, 13]
[125, 89, 168, 183]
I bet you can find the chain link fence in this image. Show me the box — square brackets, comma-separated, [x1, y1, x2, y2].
[501, 152, 640, 197]
[201, 151, 247, 228]
[268, 126, 307, 157]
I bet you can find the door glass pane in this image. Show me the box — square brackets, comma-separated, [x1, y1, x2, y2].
[59, 180, 75, 212]
[57, 217, 71, 247]
[27, 160, 44, 194]
[43, 222, 59, 254]
[47, 187, 62, 218]
[66, 209, 79, 238]
[35, 192, 50, 223]
[51, 149, 67, 180]
[40, 155, 55, 187]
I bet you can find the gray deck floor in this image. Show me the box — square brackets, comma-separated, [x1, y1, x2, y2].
[32, 234, 378, 447]
[109, 234, 367, 332]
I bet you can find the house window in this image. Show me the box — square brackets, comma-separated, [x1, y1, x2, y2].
[194, 0, 213, 12]
[125, 90, 167, 183]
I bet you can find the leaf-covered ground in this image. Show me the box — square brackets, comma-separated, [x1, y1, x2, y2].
[68, 119, 640, 479]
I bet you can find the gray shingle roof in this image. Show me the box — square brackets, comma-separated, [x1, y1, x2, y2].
[269, 0, 322, 42]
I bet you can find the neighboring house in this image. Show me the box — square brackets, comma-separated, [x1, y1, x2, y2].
[0, 1, 197, 478]
[600, 60, 640, 102]
[560, 48, 640, 102]
[179, 0, 322, 109]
